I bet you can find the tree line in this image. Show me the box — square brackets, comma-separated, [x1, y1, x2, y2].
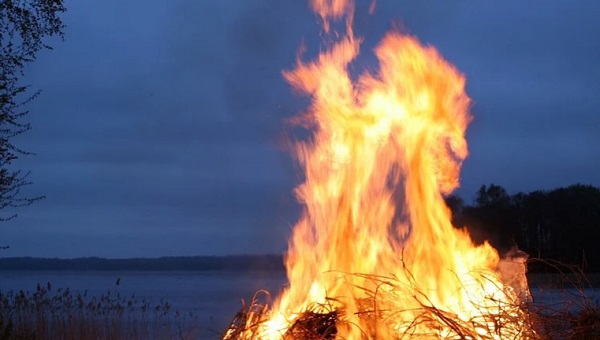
[0, 255, 285, 271]
[447, 184, 600, 272]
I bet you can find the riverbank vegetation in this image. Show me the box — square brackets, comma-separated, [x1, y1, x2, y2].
[0, 283, 197, 339]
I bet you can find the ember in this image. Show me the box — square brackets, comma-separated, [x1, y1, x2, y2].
[224, 0, 535, 338]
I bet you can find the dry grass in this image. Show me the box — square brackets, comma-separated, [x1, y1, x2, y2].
[222, 271, 537, 339]
[222, 291, 340, 340]
[222, 263, 600, 339]
[525, 259, 600, 339]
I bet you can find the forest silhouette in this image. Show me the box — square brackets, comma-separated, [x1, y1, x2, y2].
[449, 183, 600, 271]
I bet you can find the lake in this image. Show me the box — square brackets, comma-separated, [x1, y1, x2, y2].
[0, 271, 596, 339]
[0, 270, 288, 339]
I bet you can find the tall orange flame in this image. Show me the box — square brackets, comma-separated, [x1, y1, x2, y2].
[250, 1, 531, 338]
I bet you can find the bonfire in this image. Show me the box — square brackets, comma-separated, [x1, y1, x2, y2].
[224, 0, 535, 338]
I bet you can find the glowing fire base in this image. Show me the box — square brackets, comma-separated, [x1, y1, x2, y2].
[223, 253, 534, 339]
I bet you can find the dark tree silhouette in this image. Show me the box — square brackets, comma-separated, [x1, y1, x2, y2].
[515, 184, 600, 269]
[474, 184, 510, 209]
[454, 183, 600, 272]
[454, 184, 518, 254]
[0, 0, 66, 221]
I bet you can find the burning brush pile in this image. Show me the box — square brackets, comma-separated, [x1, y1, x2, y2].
[224, 0, 538, 339]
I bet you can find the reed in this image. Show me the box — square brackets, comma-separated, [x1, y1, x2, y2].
[0, 283, 197, 339]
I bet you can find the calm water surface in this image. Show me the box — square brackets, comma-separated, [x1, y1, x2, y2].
[0, 270, 287, 339]
[1, 271, 596, 339]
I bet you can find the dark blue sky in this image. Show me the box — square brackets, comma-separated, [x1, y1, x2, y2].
[3, 1, 600, 258]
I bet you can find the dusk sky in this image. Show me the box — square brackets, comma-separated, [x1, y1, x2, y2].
[3, 1, 599, 258]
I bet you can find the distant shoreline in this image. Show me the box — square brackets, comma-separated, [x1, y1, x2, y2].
[0, 255, 285, 272]
[1, 256, 597, 287]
